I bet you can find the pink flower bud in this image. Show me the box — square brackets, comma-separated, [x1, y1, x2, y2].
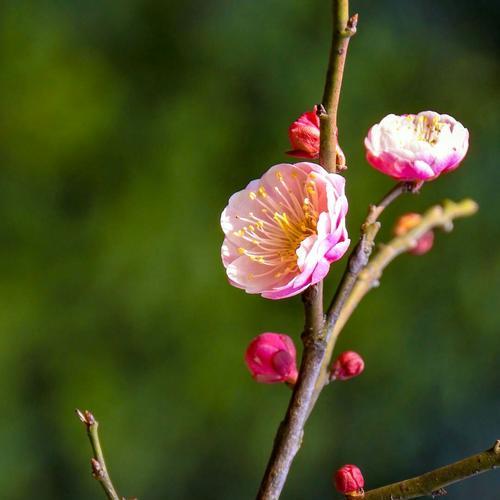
[393, 213, 435, 255]
[244, 333, 298, 384]
[331, 351, 365, 381]
[287, 107, 346, 168]
[287, 107, 320, 159]
[334, 464, 365, 496]
[365, 111, 469, 181]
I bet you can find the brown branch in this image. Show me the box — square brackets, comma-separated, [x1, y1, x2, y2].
[319, 1, 358, 173]
[256, 282, 325, 499]
[256, 2, 357, 497]
[310, 197, 478, 411]
[307, 181, 420, 408]
[76, 409, 124, 500]
[338, 198, 479, 335]
[363, 440, 500, 499]
[256, 186, 415, 499]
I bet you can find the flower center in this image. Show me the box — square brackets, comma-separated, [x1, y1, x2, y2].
[406, 114, 446, 145]
[233, 171, 320, 278]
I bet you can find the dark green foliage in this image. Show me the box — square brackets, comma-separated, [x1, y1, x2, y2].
[0, 1, 498, 498]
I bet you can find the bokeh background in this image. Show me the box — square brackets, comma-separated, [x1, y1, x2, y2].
[0, 0, 498, 498]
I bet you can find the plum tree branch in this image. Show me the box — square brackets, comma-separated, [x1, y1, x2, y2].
[256, 282, 325, 499]
[309, 196, 478, 407]
[306, 181, 421, 414]
[362, 440, 500, 500]
[336, 198, 478, 335]
[256, 2, 356, 498]
[76, 409, 123, 500]
[319, 1, 358, 173]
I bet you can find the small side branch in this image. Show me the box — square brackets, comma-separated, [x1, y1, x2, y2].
[311, 197, 478, 409]
[342, 198, 478, 323]
[363, 440, 500, 500]
[307, 181, 418, 411]
[329, 180, 419, 313]
[76, 409, 122, 500]
[319, 0, 358, 172]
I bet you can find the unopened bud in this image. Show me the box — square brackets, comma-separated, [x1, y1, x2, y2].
[76, 409, 96, 426]
[393, 212, 434, 255]
[287, 107, 320, 159]
[334, 464, 365, 497]
[244, 333, 298, 384]
[91, 458, 104, 479]
[286, 107, 345, 167]
[331, 351, 365, 381]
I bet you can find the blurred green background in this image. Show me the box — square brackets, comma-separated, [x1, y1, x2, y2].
[0, 0, 498, 498]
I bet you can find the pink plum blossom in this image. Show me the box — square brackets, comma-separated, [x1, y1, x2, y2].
[244, 333, 298, 384]
[394, 212, 435, 256]
[365, 111, 469, 181]
[331, 351, 365, 381]
[287, 107, 321, 159]
[221, 162, 350, 299]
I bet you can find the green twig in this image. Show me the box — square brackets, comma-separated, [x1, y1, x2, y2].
[76, 409, 122, 500]
[310, 197, 478, 413]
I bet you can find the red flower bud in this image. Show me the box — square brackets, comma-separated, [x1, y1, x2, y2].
[286, 106, 347, 170]
[393, 213, 434, 256]
[244, 333, 298, 384]
[331, 351, 365, 381]
[287, 107, 320, 159]
[334, 464, 365, 496]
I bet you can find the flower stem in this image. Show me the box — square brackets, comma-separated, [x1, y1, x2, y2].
[363, 440, 499, 499]
[319, 1, 358, 173]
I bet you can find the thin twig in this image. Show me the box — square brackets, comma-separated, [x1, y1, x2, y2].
[76, 409, 122, 500]
[363, 440, 500, 499]
[310, 198, 478, 412]
[319, 1, 358, 173]
[337, 198, 479, 335]
[308, 181, 420, 409]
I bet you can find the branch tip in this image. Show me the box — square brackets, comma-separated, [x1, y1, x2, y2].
[77, 410, 123, 500]
[493, 440, 500, 454]
[76, 408, 96, 427]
